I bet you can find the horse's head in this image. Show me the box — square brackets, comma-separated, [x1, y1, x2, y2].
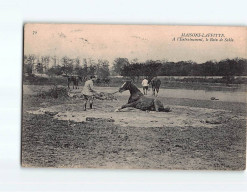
[119, 81, 132, 93]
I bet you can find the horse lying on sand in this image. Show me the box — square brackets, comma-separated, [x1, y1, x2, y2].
[115, 81, 171, 112]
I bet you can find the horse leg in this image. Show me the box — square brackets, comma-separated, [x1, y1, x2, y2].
[115, 101, 138, 112]
[68, 79, 70, 89]
[76, 80, 79, 89]
[152, 88, 155, 96]
[89, 96, 94, 109]
[83, 100, 87, 111]
[156, 88, 159, 97]
[143, 87, 147, 95]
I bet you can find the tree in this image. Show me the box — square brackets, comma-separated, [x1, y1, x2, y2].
[23, 55, 32, 75]
[41, 56, 50, 73]
[74, 57, 80, 67]
[51, 56, 57, 66]
[113, 58, 130, 75]
[88, 65, 96, 76]
[46, 65, 63, 76]
[61, 56, 73, 75]
[143, 60, 162, 78]
[82, 58, 87, 67]
[36, 63, 44, 74]
[131, 58, 139, 64]
[96, 59, 110, 79]
[24, 54, 36, 75]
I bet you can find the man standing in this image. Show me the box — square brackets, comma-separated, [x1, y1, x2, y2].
[142, 77, 149, 95]
[82, 75, 97, 110]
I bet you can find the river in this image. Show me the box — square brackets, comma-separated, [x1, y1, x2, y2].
[23, 85, 246, 103]
[95, 87, 246, 103]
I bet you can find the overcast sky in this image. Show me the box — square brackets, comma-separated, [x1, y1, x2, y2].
[24, 24, 246, 65]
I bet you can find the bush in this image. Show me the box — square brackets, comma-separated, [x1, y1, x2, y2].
[95, 78, 111, 86]
[23, 74, 68, 86]
[36, 86, 69, 99]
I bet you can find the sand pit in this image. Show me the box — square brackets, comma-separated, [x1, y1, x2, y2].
[27, 102, 239, 128]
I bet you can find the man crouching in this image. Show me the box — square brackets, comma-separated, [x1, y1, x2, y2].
[82, 75, 98, 110]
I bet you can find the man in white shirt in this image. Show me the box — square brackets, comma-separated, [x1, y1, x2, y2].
[142, 78, 149, 95]
[82, 75, 97, 110]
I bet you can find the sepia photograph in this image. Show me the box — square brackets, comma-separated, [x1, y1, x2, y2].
[21, 24, 246, 170]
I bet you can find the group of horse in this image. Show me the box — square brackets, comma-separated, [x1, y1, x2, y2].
[66, 75, 83, 89]
[66, 75, 162, 96]
[66, 75, 168, 112]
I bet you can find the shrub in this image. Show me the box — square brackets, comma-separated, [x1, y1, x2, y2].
[36, 86, 69, 99]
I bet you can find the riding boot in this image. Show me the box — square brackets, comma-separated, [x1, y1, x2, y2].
[90, 103, 93, 109]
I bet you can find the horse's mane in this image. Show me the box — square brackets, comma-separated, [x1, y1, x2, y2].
[126, 82, 143, 103]
[127, 82, 140, 92]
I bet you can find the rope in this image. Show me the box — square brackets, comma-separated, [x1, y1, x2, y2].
[110, 90, 119, 94]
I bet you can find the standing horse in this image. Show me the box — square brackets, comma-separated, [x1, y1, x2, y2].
[115, 81, 170, 112]
[150, 77, 161, 96]
[67, 76, 82, 89]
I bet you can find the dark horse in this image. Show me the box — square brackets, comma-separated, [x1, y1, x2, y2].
[150, 77, 161, 96]
[67, 76, 82, 89]
[116, 81, 170, 112]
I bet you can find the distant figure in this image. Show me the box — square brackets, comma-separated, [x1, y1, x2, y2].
[150, 77, 161, 97]
[82, 75, 97, 110]
[142, 78, 149, 95]
[67, 75, 82, 89]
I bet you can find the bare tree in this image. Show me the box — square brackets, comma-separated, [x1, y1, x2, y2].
[41, 56, 50, 73]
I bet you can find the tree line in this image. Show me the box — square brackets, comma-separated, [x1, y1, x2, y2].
[24, 55, 247, 81]
[113, 58, 247, 80]
[23, 55, 110, 80]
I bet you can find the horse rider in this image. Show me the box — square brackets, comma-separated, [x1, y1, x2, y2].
[82, 75, 98, 110]
[142, 77, 149, 95]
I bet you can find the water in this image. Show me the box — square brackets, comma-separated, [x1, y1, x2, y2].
[23, 85, 246, 103]
[96, 87, 246, 103]
[160, 88, 246, 103]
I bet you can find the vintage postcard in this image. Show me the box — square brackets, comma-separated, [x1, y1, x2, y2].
[22, 24, 246, 169]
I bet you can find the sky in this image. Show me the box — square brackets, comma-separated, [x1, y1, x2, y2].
[24, 24, 246, 66]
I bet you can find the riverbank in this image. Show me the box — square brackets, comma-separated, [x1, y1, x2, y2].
[23, 74, 247, 92]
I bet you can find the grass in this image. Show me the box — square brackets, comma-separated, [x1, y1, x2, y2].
[36, 85, 69, 99]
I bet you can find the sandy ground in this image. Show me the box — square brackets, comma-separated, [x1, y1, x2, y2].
[21, 85, 246, 170]
[28, 102, 242, 128]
